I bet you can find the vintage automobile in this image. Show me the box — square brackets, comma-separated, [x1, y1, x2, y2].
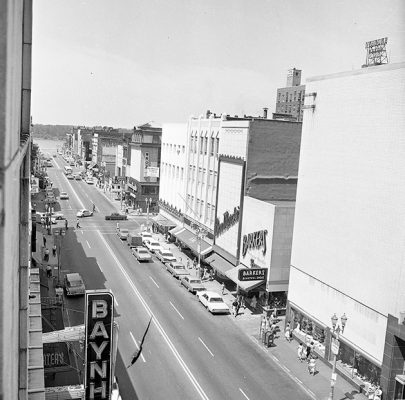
[105, 212, 127, 221]
[76, 209, 93, 218]
[64, 273, 85, 296]
[131, 246, 152, 262]
[197, 291, 230, 314]
[180, 276, 206, 294]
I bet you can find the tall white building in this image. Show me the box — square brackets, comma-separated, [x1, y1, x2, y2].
[288, 62, 405, 399]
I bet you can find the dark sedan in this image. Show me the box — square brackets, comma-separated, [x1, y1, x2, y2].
[105, 212, 127, 221]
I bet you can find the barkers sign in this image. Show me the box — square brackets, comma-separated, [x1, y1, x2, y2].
[215, 207, 240, 237]
[242, 229, 267, 257]
[84, 291, 114, 400]
[238, 268, 267, 281]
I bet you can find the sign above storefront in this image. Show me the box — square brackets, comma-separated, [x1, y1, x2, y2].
[238, 268, 267, 281]
[215, 207, 240, 237]
[84, 291, 114, 400]
[242, 229, 267, 257]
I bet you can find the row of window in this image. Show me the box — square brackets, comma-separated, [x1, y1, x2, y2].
[162, 143, 186, 154]
[161, 163, 184, 180]
[188, 166, 217, 186]
[190, 135, 220, 157]
[278, 90, 305, 103]
[186, 194, 216, 224]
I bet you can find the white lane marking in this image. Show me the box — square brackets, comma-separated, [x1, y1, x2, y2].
[97, 232, 209, 400]
[81, 231, 83, 235]
[239, 388, 250, 400]
[149, 276, 159, 288]
[247, 336, 316, 400]
[170, 301, 185, 320]
[198, 337, 214, 357]
[129, 331, 146, 363]
[114, 298, 119, 307]
[86, 240, 91, 249]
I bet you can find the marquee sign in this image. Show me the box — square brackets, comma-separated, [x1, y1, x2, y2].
[84, 291, 114, 400]
[238, 268, 267, 281]
[242, 229, 267, 257]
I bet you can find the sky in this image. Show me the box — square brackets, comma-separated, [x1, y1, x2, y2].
[32, 0, 405, 128]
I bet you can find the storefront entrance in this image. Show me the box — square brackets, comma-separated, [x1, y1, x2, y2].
[394, 375, 405, 399]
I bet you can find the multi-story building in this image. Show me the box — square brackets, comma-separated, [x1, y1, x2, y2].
[288, 62, 405, 399]
[274, 68, 305, 122]
[0, 1, 44, 399]
[157, 123, 188, 231]
[126, 123, 162, 212]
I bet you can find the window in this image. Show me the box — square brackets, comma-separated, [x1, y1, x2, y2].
[181, 167, 184, 180]
[200, 137, 203, 154]
[176, 166, 179, 179]
[215, 138, 219, 157]
[182, 145, 185, 153]
[210, 137, 214, 156]
[196, 199, 200, 216]
[207, 203, 211, 222]
[213, 171, 218, 188]
[203, 168, 206, 183]
[204, 137, 208, 155]
[141, 186, 158, 195]
[190, 137, 193, 152]
[211, 205, 216, 224]
[200, 200, 204, 218]
[198, 167, 202, 184]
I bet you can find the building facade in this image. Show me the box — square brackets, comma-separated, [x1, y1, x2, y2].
[288, 62, 405, 399]
[0, 0, 44, 398]
[275, 68, 305, 122]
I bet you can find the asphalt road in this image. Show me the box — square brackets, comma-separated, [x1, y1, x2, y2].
[41, 146, 309, 400]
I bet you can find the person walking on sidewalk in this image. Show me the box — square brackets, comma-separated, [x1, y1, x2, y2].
[43, 236, 46, 247]
[297, 343, 304, 362]
[232, 299, 239, 317]
[65, 219, 68, 230]
[221, 282, 225, 295]
[44, 248, 50, 262]
[52, 244, 57, 257]
[285, 322, 292, 342]
[308, 355, 317, 375]
[306, 341, 313, 360]
[76, 218, 81, 229]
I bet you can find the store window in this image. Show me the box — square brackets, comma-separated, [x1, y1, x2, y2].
[141, 186, 158, 195]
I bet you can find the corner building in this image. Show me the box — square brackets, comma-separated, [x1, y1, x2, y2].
[288, 62, 405, 399]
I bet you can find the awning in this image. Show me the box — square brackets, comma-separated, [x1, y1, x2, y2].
[205, 254, 234, 276]
[225, 265, 267, 292]
[173, 228, 212, 256]
[169, 226, 184, 235]
[152, 214, 176, 228]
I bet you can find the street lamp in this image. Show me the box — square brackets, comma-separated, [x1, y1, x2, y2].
[146, 197, 152, 232]
[54, 228, 66, 285]
[328, 313, 348, 400]
[192, 224, 207, 278]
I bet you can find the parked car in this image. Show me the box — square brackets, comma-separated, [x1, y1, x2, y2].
[166, 261, 190, 279]
[86, 178, 94, 184]
[197, 291, 230, 314]
[77, 209, 93, 218]
[127, 233, 143, 248]
[59, 191, 69, 200]
[64, 273, 85, 296]
[155, 249, 176, 264]
[140, 231, 153, 243]
[67, 174, 74, 180]
[180, 276, 206, 294]
[117, 228, 129, 240]
[131, 246, 152, 262]
[143, 239, 162, 253]
[74, 174, 82, 181]
[105, 212, 127, 221]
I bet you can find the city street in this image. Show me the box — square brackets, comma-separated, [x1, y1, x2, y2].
[42, 145, 311, 399]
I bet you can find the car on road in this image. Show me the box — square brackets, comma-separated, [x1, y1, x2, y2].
[76, 209, 93, 218]
[59, 191, 69, 200]
[105, 212, 127, 220]
[85, 178, 94, 184]
[67, 174, 74, 180]
[143, 239, 162, 253]
[155, 249, 176, 264]
[117, 228, 129, 240]
[180, 276, 206, 294]
[64, 273, 85, 296]
[51, 212, 64, 220]
[166, 261, 190, 279]
[197, 291, 230, 314]
[74, 174, 82, 180]
[131, 246, 152, 262]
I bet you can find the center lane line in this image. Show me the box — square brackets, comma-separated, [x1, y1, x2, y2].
[149, 276, 159, 288]
[86, 240, 91, 248]
[170, 301, 184, 320]
[198, 337, 214, 357]
[239, 388, 250, 400]
[129, 331, 146, 363]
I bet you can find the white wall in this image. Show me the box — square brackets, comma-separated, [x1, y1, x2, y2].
[289, 62, 405, 365]
[128, 147, 142, 181]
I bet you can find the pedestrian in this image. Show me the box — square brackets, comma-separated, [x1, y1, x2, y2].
[285, 322, 292, 342]
[116, 222, 119, 230]
[76, 218, 80, 229]
[92, 203, 96, 213]
[43, 236, 46, 247]
[186, 259, 191, 269]
[306, 341, 313, 360]
[221, 282, 225, 295]
[44, 248, 50, 262]
[297, 342, 304, 362]
[65, 219, 68, 229]
[308, 355, 317, 375]
[236, 300, 241, 316]
[52, 244, 57, 257]
[193, 258, 197, 268]
[46, 265, 52, 278]
[232, 299, 239, 317]
[240, 294, 246, 309]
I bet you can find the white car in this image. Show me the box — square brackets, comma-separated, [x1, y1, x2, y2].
[166, 261, 190, 279]
[86, 178, 94, 184]
[197, 291, 230, 314]
[140, 231, 153, 243]
[59, 191, 69, 200]
[117, 228, 129, 240]
[155, 249, 176, 263]
[76, 209, 93, 218]
[131, 246, 152, 262]
[144, 239, 162, 253]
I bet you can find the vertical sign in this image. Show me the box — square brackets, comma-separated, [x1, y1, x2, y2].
[84, 291, 114, 399]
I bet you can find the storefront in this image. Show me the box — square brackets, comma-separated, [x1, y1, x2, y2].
[170, 227, 212, 259]
[152, 214, 176, 234]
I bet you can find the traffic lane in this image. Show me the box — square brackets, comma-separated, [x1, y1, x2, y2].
[83, 230, 209, 400]
[100, 234, 310, 399]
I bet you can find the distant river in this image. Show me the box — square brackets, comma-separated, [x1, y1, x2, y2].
[33, 138, 65, 154]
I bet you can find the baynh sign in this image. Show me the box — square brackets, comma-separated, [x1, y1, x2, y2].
[238, 268, 267, 281]
[242, 229, 267, 257]
[84, 291, 114, 399]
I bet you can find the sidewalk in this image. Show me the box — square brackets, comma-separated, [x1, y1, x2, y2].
[95, 183, 367, 400]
